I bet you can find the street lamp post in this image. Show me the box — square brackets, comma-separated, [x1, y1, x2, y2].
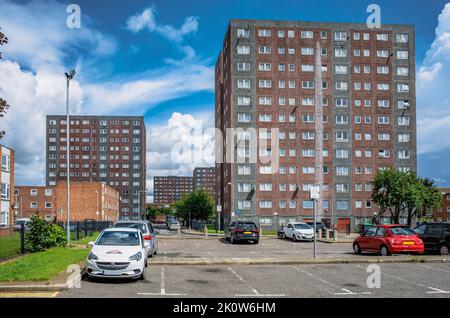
[65, 70, 76, 247]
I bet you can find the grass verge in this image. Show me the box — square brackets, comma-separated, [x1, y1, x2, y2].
[0, 247, 89, 283]
[0, 233, 21, 260]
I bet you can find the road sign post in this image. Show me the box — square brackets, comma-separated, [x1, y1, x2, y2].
[310, 186, 320, 259]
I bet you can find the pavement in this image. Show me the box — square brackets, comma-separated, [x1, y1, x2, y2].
[56, 262, 450, 298]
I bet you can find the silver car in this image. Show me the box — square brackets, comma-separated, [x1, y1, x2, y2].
[112, 220, 159, 257]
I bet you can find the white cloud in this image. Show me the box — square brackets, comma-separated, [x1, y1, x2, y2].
[126, 6, 199, 43]
[0, 0, 213, 191]
[145, 112, 215, 202]
[417, 3, 450, 154]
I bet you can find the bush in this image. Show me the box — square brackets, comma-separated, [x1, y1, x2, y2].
[25, 214, 67, 253]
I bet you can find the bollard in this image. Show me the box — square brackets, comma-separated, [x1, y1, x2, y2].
[318, 228, 322, 241]
[177, 227, 181, 237]
[204, 225, 208, 239]
[334, 229, 339, 241]
[325, 229, 330, 241]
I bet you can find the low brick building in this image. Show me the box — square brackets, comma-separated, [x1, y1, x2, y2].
[14, 182, 119, 222]
[14, 186, 56, 221]
[0, 145, 14, 237]
[433, 188, 450, 222]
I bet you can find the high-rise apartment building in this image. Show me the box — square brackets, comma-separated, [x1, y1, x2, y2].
[193, 167, 216, 198]
[0, 144, 14, 236]
[153, 176, 194, 205]
[46, 116, 146, 220]
[215, 20, 416, 231]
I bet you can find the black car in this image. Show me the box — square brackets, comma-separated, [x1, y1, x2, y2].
[414, 222, 450, 255]
[224, 221, 260, 244]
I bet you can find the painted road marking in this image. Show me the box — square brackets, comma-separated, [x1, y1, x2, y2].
[294, 266, 371, 296]
[228, 267, 285, 298]
[0, 292, 59, 298]
[417, 264, 450, 274]
[356, 264, 450, 295]
[138, 267, 186, 296]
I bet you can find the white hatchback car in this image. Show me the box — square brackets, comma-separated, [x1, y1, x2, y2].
[281, 222, 315, 242]
[87, 228, 149, 280]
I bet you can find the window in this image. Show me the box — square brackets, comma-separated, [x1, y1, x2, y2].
[397, 50, 409, 60]
[1, 183, 10, 200]
[320, 31, 328, 39]
[238, 96, 251, 106]
[238, 200, 252, 210]
[301, 64, 314, 72]
[334, 48, 347, 57]
[377, 50, 389, 58]
[259, 80, 272, 88]
[377, 66, 389, 74]
[336, 148, 349, 158]
[1, 154, 10, 172]
[399, 150, 411, 159]
[238, 79, 251, 89]
[337, 200, 349, 211]
[398, 117, 410, 126]
[335, 82, 348, 91]
[397, 84, 410, 93]
[301, 30, 313, 38]
[377, 33, 389, 41]
[378, 133, 391, 141]
[259, 183, 273, 191]
[301, 47, 314, 56]
[238, 62, 251, 71]
[260, 200, 272, 209]
[335, 98, 348, 108]
[238, 165, 251, 175]
[396, 33, 409, 43]
[303, 201, 314, 209]
[398, 133, 410, 143]
[302, 81, 314, 89]
[237, 45, 250, 55]
[277, 30, 285, 38]
[45, 189, 52, 196]
[335, 132, 349, 142]
[238, 113, 251, 123]
[334, 31, 347, 41]
[258, 29, 271, 37]
[378, 116, 390, 124]
[259, 46, 271, 54]
[259, 97, 272, 106]
[237, 29, 250, 38]
[335, 65, 348, 75]
[397, 67, 409, 76]
[258, 63, 271, 71]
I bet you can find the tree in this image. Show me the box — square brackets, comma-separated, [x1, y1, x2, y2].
[146, 205, 174, 221]
[173, 189, 215, 224]
[372, 168, 442, 226]
[0, 28, 9, 139]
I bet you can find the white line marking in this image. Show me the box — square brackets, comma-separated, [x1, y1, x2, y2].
[294, 266, 371, 296]
[427, 287, 450, 294]
[138, 267, 187, 296]
[417, 264, 450, 274]
[228, 267, 285, 297]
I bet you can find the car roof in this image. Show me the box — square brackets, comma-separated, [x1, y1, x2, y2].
[103, 227, 141, 233]
[290, 222, 308, 225]
[114, 220, 149, 225]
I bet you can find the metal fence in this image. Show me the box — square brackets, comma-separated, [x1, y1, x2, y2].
[56, 220, 113, 241]
[0, 225, 25, 261]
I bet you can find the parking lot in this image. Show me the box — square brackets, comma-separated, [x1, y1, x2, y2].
[154, 237, 354, 260]
[59, 262, 450, 298]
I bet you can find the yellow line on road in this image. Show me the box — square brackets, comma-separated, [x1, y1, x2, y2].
[0, 292, 59, 298]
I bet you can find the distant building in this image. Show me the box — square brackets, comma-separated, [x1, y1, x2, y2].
[193, 167, 216, 198]
[153, 176, 194, 205]
[14, 186, 56, 222]
[0, 145, 14, 236]
[46, 115, 146, 220]
[15, 182, 119, 222]
[433, 188, 450, 222]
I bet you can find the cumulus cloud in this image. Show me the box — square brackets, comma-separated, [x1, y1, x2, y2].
[126, 6, 199, 43]
[417, 3, 450, 154]
[0, 0, 213, 192]
[145, 112, 215, 202]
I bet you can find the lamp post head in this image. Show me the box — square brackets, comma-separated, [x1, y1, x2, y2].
[65, 70, 76, 81]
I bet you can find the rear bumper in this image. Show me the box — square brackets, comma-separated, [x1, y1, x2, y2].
[234, 235, 259, 241]
[389, 245, 424, 253]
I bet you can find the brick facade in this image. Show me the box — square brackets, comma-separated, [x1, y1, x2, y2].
[193, 167, 216, 198]
[215, 20, 416, 231]
[433, 188, 450, 222]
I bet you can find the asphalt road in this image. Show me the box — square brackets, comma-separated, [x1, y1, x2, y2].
[59, 262, 450, 298]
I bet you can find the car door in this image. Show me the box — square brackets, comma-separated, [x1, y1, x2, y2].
[424, 223, 443, 251]
[359, 227, 376, 250]
[372, 227, 387, 251]
[286, 224, 294, 238]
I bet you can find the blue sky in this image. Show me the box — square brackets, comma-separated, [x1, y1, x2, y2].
[1, 0, 450, 200]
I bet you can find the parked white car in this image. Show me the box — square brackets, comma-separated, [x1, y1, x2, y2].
[86, 228, 149, 280]
[168, 221, 181, 231]
[280, 222, 315, 242]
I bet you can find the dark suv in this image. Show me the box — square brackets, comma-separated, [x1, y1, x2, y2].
[225, 221, 260, 244]
[414, 222, 450, 255]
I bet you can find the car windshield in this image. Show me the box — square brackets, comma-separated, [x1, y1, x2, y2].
[15, 220, 26, 225]
[390, 227, 416, 236]
[237, 223, 257, 230]
[97, 231, 140, 246]
[295, 224, 312, 230]
[114, 223, 147, 233]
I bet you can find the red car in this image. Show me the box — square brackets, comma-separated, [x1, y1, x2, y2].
[353, 225, 424, 256]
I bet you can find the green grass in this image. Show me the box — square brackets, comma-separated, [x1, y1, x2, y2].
[0, 247, 89, 282]
[260, 230, 278, 236]
[75, 231, 100, 245]
[0, 232, 21, 259]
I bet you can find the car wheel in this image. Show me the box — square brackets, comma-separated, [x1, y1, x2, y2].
[292, 234, 297, 242]
[439, 244, 449, 256]
[139, 271, 145, 280]
[380, 245, 390, 256]
[145, 260, 148, 268]
[353, 243, 361, 255]
[254, 240, 259, 244]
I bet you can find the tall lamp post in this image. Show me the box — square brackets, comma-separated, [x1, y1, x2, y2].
[65, 70, 76, 247]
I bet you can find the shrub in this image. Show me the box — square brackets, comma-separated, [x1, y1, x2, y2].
[25, 214, 67, 253]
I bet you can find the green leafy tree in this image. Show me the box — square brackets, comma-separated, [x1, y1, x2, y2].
[173, 189, 215, 224]
[0, 28, 9, 139]
[372, 168, 441, 225]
